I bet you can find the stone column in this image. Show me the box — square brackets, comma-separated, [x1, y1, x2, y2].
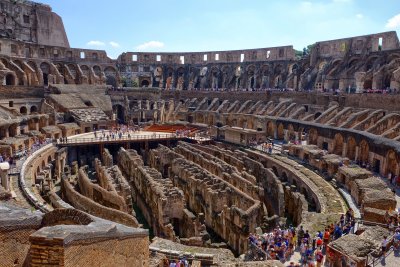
[355, 146, 359, 161]
[342, 142, 347, 158]
[0, 162, 10, 191]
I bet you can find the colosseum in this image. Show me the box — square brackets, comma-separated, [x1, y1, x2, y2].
[0, 0, 399, 266]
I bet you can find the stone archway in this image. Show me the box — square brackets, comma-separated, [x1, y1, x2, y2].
[141, 79, 150, 87]
[287, 124, 296, 141]
[346, 136, 357, 160]
[266, 121, 275, 138]
[20, 106, 27, 115]
[333, 133, 344, 155]
[30, 106, 38, 114]
[386, 150, 399, 176]
[5, 73, 16, 85]
[277, 123, 284, 140]
[359, 140, 369, 163]
[40, 62, 51, 85]
[113, 104, 125, 124]
[309, 128, 318, 145]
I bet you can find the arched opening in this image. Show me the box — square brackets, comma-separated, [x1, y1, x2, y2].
[277, 123, 284, 140]
[287, 124, 296, 142]
[346, 137, 357, 160]
[20, 106, 27, 115]
[5, 73, 15, 85]
[272, 166, 278, 176]
[106, 75, 117, 87]
[309, 128, 318, 145]
[30, 106, 38, 114]
[266, 121, 275, 138]
[359, 140, 369, 163]
[281, 172, 288, 182]
[250, 76, 255, 89]
[47, 155, 52, 164]
[40, 62, 51, 86]
[141, 80, 150, 87]
[104, 66, 117, 87]
[386, 150, 399, 176]
[113, 104, 125, 124]
[333, 133, 344, 155]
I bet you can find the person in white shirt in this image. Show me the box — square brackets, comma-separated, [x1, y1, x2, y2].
[381, 236, 389, 257]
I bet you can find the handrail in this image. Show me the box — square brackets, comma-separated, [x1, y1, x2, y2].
[57, 133, 181, 145]
[19, 143, 54, 213]
[365, 233, 396, 267]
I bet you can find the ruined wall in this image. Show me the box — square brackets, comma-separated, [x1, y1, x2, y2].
[28, 236, 149, 267]
[0, 0, 69, 47]
[63, 237, 149, 267]
[118, 148, 184, 240]
[77, 167, 128, 212]
[283, 185, 308, 225]
[313, 31, 399, 60]
[61, 177, 138, 227]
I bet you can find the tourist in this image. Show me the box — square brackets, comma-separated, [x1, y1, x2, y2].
[394, 228, 400, 250]
[381, 236, 389, 257]
[297, 226, 305, 247]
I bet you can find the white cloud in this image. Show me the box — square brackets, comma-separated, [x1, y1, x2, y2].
[356, 14, 363, 19]
[109, 41, 120, 48]
[136, 41, 164, 51]
[386, 14, 400, 29]
[86, 40, 105, 46]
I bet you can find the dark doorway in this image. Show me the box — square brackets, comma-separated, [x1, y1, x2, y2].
[141, 80, 150, 87]
[5, 74, 15, 85]
[43, 73, 48, 86]
[373, 159, 380, 174]
[20, 106, 27, 114]
[114, 105, 125, 124]
[322, 142, 328, 151]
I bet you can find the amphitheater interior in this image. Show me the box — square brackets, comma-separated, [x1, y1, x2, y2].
[0, 1, 400, 266]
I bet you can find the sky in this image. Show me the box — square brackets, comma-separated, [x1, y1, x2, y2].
[40, 0, 400, 59]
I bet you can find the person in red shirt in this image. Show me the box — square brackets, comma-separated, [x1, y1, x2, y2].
[315, 249, 324, 267]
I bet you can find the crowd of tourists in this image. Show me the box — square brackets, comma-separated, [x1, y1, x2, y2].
[175, 129, 192, 137]
[247, 209, 357, 266]
[2, 138, 53, 173]
[161, 257, 189, 267]
[94, 124, 143, 140]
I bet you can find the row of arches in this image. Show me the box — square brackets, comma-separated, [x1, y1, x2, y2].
[1, 57, 118, 87]
[19, 106, 38, 115]
[204, 111, 400, 176]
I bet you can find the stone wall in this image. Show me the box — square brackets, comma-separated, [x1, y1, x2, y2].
[94, 158, 132, 210]
[118, 148, 184, 240]
[61, 176, 138, 227]
[0, 206, 41, 267]
[77, 166, 128, 212]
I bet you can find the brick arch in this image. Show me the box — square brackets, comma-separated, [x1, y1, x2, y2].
[277, 123, 284, 140]
[266, 121, 275, 138]
[308, 128, 318, 145]
[386, 150, 399, 176]
[332, 133, 344, 155]
[42, 209, 94, 227]
[346, 136, 357, 160]
[281, 171, 288, 182]
[359, 139, 369, 163]
[287, 124, 296, 141]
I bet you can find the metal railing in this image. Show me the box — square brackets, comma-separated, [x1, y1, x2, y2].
[365, 233, 396, 267]
[56, 133, 184, 145]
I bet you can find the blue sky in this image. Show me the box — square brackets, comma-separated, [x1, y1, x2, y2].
[41, 0, 400, 59]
